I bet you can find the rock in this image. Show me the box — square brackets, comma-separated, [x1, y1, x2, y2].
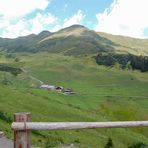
[0, 131, 4, 137]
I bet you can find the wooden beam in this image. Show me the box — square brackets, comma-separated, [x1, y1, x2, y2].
[14, 112, 31, 148]
[12, 121, 148, 131]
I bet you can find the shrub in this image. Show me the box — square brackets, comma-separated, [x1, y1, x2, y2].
[0, 111, 12, 123]
[74, 138, 80, 144]
[14, 58, 20, 62]
[2, 77, 12, 85]
[128, 142, 148, 148]
[105, 138, 114, 148]
[0, 64, 22, 76]
[44, 133, 64, 148]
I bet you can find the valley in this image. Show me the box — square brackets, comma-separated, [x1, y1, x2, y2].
[0, 25, 148, 148]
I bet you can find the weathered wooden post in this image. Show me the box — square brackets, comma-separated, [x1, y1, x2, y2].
[14, 112, 31, 148]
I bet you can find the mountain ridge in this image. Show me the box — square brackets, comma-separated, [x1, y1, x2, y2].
[0, 25, 148, 56]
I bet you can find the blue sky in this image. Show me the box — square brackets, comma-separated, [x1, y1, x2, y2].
[47, 0, 113, 28]
[0, 0, 148, 38]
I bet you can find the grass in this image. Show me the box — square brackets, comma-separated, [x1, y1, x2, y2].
[98, 32, 148, 56]
[0, 52, 148, 147]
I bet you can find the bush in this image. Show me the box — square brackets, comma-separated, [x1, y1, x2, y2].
[2, 76, 12, 85]
[0, 111, 12, 123]
[0, 64, 22, 76]
[105, 138, 114, 148]
[74, 138, 80, 144]
[128, 142, 148, 148]
[44, 133, 64, 148]
[14, 58, 20, 62]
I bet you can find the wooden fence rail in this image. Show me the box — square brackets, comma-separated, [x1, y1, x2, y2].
[12, 121, 148, 131]
[11, 112, 148, 148]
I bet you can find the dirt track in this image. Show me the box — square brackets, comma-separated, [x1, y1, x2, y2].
[0, 136, 13, 148]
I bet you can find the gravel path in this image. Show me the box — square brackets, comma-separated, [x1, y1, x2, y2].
[0, 136, 13, 148]
[0, 132, 78, 148]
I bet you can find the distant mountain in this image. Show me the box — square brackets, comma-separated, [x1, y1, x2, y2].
[37, 31, 51, 40]
[0, 31, 51, 52]
[37, 25, 115, 55]
[0, 25, 148, 56]
[98, 32, 148, 56]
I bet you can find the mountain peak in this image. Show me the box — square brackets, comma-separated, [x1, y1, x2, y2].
[68, 24, 86, 29]
[59, 24, 88, 33]
[38, 30, 51, 36]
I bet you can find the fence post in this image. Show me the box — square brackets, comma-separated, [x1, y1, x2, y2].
[14, 112, 31, 148]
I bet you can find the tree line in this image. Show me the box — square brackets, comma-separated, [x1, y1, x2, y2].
[96, 52, 148, 72]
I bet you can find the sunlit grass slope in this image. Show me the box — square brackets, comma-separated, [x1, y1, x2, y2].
[98, 32, 148, 56]
[0, 52, 148, 148]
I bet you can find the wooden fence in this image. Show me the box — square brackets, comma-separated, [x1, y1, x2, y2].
[11, 112, 148, 148]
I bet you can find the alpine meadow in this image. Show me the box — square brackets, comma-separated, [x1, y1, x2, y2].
[0, 24, 148, 147]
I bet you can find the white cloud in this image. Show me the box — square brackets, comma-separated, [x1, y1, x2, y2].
[1, 19, 30, 38]
[31, 13, 57, 34]
[1, 13, 57, 38]
[49, 10, 86, 32]
[95, 0, 148, 38]
[50, 25, 61, 32]
[63, 10, 85, 28]
[0, 0, 49, 17]
[0, 16, 9, 29]
[0, 3, 85, 38]
[0, 0, 53, 38]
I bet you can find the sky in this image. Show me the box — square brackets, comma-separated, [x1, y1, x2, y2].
[0, 0, 148, 38]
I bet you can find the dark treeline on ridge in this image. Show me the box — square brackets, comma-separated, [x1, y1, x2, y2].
[96, 52, 148, 72]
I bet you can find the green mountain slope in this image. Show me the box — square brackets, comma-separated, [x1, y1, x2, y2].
[98, 32, 148, 56]
[0, 31, 51, 52]
[0, 25, 148, 56]
[37, 25, 114, 55]
[0, 52, 148, 147]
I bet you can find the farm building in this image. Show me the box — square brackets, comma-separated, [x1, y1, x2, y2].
[40, 84, 55, 90]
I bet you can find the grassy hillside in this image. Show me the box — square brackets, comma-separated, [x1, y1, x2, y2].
[98, 32, 148, 56]
[0, 25, 148, 56]
[0, 52, 148, 148]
